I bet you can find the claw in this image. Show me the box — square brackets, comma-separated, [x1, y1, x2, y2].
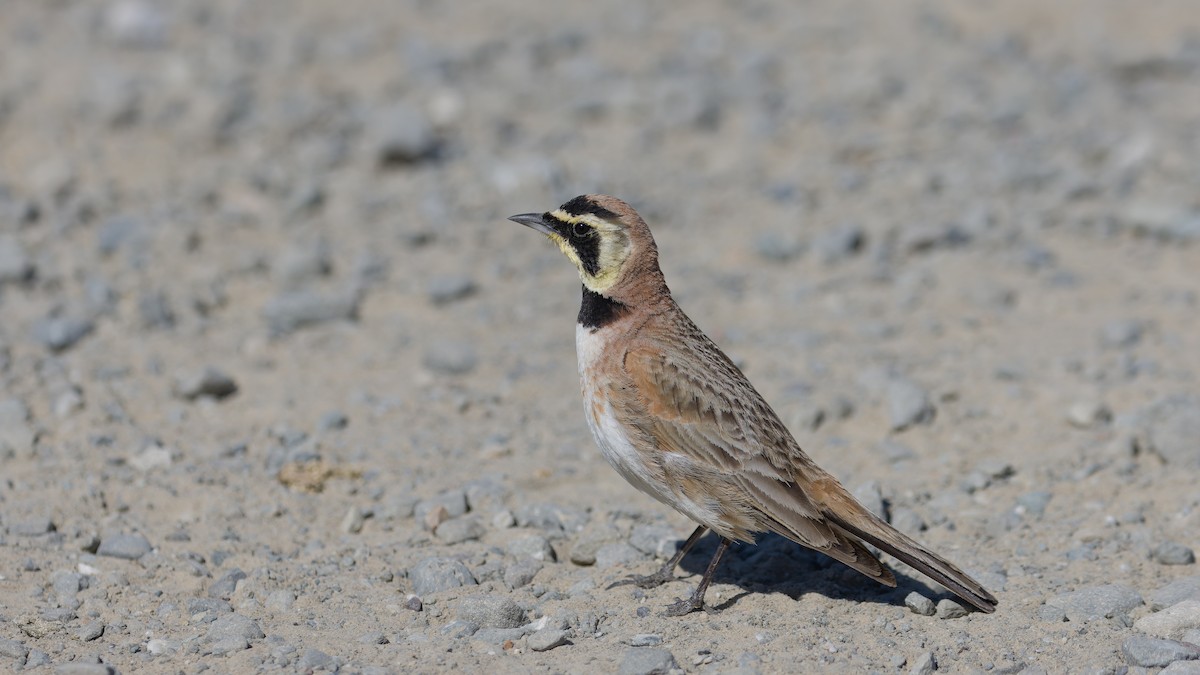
[606, 571, 677, 590]
[662, 596, 705, 616]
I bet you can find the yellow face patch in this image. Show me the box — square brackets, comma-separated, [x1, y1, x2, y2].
[544, 210, 631, 294]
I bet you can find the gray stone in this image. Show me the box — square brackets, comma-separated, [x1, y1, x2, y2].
[1163, 661, 1200, 675]
[97, 533, 152, 560]
[595, 542, 644, 569]
[369, 102, 440, 166]
[813, 224, 865, 264]
[410, 557, 477, 596]
[1016, 491, 1053, 518]
[138, 290, 175, 329]
[1067, 401, 1112, 428]
[427, 275, 477, 305]
[471, 626, 529, 644]
[187, 597, 233, 616]
[266, 590, 295, 612]
[1101, 319, 1145, 349]
[908, 651, 936, 675]
[1047, 584, 1143, 622]
[415, 491, 469, 521]
[570, 523, 623, 565]
[528, 628, 569, 652]
[1130, 396, 1200, 468]
[436, 517, 486, 545]
[103, 0, 168, 48]
[263, 289, 360, 336]
[0, 637, 27, 659]
[630, 633, 663, 647]
[0, 399, 35, 458]
[0, 234, 33, 283]
[208, 568, 246, 599]
[341, 506, 367, 534]
[619, 647, 679, 675]
[274, 241, 332, 287]
[209, 636, 249, 655]
[422, 340, 478, 375]
[1121, 636, 1200, 668]
[1154, 542, 1197, 566]
[318, 411, 349, 431]
[503, 558, 543, 590]
[33, 315, 95, 352]
[1037, 604, 1067, 622]
[887, 378, 935, 430]
[1151, 577, 1200, 610]
[97, 215, 143, 255]
[630, 524, 683, 559]
[205, 613, 265, 644]
[514, 502, 589, 535]
[936, 598, 968, 619]
[455, 595, 526, 629]
[52, 570, 83, 600]
[1118, 202, 1200, 243]
[1134, 600, 1200, 639]
[73, 621, 104, 642]
[851, 481, 887, 520]
[54, 664, 116, 675]
[753, 232, 804, 263]
[905, 592, 935, 616]
[507, 534, 556, 562]
[174, 367, 238, 400]
[298, 648, 334, 670]
[25, 650, 50, 668]
[890, 506, 927, 534]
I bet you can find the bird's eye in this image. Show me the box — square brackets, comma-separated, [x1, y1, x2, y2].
[572, 223, 591, 238]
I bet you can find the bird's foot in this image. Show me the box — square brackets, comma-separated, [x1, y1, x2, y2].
[606, 569, 678, 590]
[662, 595, 708, 617]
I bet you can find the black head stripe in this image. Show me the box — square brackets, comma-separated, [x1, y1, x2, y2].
[559, 195, 618, 220]
[572, 232, 601, 276]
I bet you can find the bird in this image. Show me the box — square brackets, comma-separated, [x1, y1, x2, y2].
[507, 195, 998, 616]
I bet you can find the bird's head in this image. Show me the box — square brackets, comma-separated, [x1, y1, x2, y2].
[508, 194, 661, 297]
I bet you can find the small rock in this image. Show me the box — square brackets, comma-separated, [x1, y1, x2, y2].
[514, 502, 589, 535]
[97, 215, 143, 256]
[341, 506, 367, 534]
[936, 599, 967, 619]
[851, 481, 887, 520]
[138, 290, 175, 329]
[1047, 584, 1143, 622]
[503, 558, 543, 590]
[905, 592, 935, 616]
[415, 491, 469, 521]
[266, 590, 295, 612]
[97, 533, 152, 560]
[427, 275, 477, 305]
[1153, 542, 1196, 566]
[369, 102, 440, 166]
[619, 647, 680, 675]
[528, 628, 569, 652]
[73, 621, 104, 642]
[1101, 319, 1145, 349]
[0, 637, 27, 659]
[318, 411, 348, 431]
[436, 517, 486, 545]
[908, 651, 936, 675]
[0, 399, 35, 458]
[103, 0, 168, 48]
[1162, 660, 1200, 674]
[54, 664, 117, 675]
[456, 595, 526, 629]
[274, 241, 332, 287]
[33, 315, 94, 352]
[753, 232, 804, 263]
[1139, 396, 1200, 468]
[570, 523, 623, 565]
[410, 557, 477, 596]
[1150, 577, 1200, 610]
[1015, 491, 1053, 518]
[422, 340, 478, 375]
[887, 378, 935, 431]
[263, 289, 360, 336]
[405, 595, 423, 612]
[205, 613, 265, 644]
[813, 224, 865, 264]
[1037, 604, 1067, 622]
[595, 543, 644, 569]
[173, 367, 238, 400]
[630, 634, 663, 647]
[298, 648, 333, 670]
[208, 568, 246, 599]
[1134, 599, 1200, 639]
[508, 534, 556, 562]
[1067, 401, 1112, 428]
[129, 445, 172, 472]
[0, 234, 34, 283]
[1121, 635, 1200, 668]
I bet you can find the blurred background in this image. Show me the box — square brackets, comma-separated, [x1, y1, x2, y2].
[1, 1, 1199, 672]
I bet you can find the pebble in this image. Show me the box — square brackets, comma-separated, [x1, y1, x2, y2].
[503, 558, 543, 590]
[528, 628, 570, 652]
[0, 234, 34, 283]
[456, 595, 526, 629]
[54, 664, 117, 675]
[908, 651, 936, 675]
[1130, 396, 1200, 468]
[1153, 542, 1197, 566]
[570, 523, 623, 565]
[905, 592, 935, 616]
[1134, 600, 1200, 640]
[97, 533, 152, 560]
[274, 241, 332, 288]
[422, 340, 478, 375]
[1067, 401, 1112, 428]
[103, 0, 168, 48]
[173, 367, 238, 400]
[436, 516, 486, 545]
[33, 315, 95, 352]
[266, 590, 296, 612]
[1151, 577, 1200, 610]
[208, 568, 246, 599]
[1100, 319, 1145, 349]
[595, 542, 644, 569]
[1121, 635, 1200, 668]
[1046, 584, 1143, 622]
[138, 290, 176, 329]
[1163, 661, 1200, 675]
[415, 491, 469, 521]
[0, 637, 27, 659]
[298, 648, 334, 670]
[409, 557, 477, 596]
[427, 275, 477, 305]
[514, 502, 589, 535]
[204, 612, 265, 647]
[96, 215, 143, 256]
[753, 232, 804, 263]
[1015, 491, 1053, 518]
[341, 506, 367, 534]
[618, 647, 680, 675]
[507, 534, 557, 562]
[936, 599, 967, 619]
[812, 224, 865, 264]
[318, 410, 349, 431]
[0, 399, 35, 457]
[369, 102, 440, 166]
[262, 289, 360, 336]
[630, 633, 664, 647]
[73, 621, 104, 642]
[887, 377, 935, 430]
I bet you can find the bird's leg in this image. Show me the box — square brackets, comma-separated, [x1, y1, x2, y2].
[607, 525, 707, 590]
[663, 537, 731, 616]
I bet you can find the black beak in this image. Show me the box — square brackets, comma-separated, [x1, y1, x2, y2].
[508, 212, 556, 236]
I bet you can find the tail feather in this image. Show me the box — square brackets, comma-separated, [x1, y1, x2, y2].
[828, 514, 998, 613]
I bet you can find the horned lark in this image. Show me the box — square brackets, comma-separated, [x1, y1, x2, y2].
[508, 195, 998, 616]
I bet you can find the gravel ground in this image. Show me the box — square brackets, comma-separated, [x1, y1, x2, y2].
[2, 1, 1200, 673]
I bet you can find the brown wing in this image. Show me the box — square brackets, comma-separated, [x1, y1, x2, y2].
[612, 323, 895, 586]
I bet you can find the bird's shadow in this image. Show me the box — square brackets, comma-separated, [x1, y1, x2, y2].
[661, 531, 956, 612]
